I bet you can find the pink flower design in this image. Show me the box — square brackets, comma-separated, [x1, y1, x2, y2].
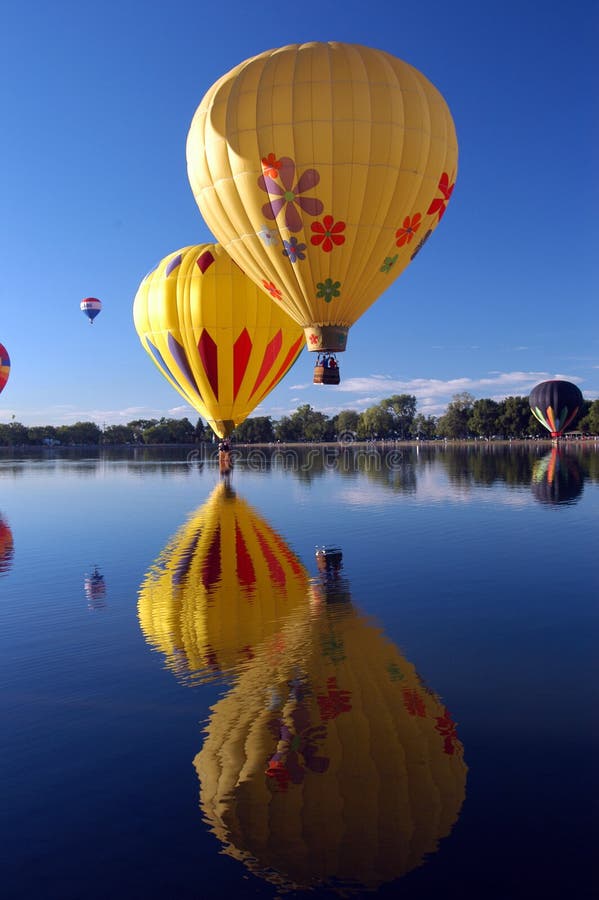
[310, 215, 346, 252]
[427, 172, 455, 221]
[258, 157, 324, 232]
[262, 280, 282, 300]
[395, 213, 422, 247]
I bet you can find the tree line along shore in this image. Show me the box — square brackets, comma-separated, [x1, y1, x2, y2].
[2, 392, 598, 446]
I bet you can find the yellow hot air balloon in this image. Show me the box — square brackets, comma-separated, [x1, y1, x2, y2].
[133, 243, 304, 438]
[186, 42, 458, 384]
[137, 482, 310, 685]
[194, 579, 467, 893]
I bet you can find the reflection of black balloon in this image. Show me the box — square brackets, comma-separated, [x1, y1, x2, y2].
[531, 449, 584, 505]
[529, 380, 583, 437]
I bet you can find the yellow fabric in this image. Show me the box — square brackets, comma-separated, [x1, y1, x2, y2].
[195, 595, 467, 891]
[186, 42, 458, 352]
[137, 483, 311, 685]
[132, 243, 304, 437]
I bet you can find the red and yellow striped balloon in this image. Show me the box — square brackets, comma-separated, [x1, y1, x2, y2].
[133, 244, 304, 438]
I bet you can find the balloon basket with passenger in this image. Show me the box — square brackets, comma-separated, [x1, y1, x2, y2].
[313, 353, 340, 385]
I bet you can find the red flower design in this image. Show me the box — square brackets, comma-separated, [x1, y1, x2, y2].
[310, 215, 346, 252]
[427, 172, 455, 221]
[317, 676, 352, 720]
[262, 280, 282, 300]
[434, 708, 460, 755]
[309, 333, 320, 346]
[403, 688, 426, 717]
[395, 213, 422, 247]
[261, 153, 282, 179]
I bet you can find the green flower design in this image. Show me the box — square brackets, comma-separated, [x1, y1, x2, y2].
[380, 254, 399, 274]
[321, 632, 346, 664]
[316, 278, 341, 303]
[387, 662, 405, 682]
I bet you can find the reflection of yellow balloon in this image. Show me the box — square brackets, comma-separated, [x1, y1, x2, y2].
[137, 483, 310, 685]
[133, 243, 304, 438]
[195, 597, 467, 893]
[186, 42, 458, 362]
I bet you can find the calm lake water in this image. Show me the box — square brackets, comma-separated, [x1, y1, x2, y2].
[1, 443, 597, 899]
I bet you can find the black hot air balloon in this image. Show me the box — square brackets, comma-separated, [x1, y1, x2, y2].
[529, 380, 583, 438]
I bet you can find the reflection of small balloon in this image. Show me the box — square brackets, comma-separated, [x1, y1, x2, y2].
[133, 243, 304, 439]
[0, 514, 14, 573]
[0, 343, 10, 396]
[531, 448, 584, 505]
[80, 297, 102, 324]
[529, 380, 583, 437]
[84, 566, 106, 609]
[137, 482, 310, 685]
[186, 42, 458, 381]
[195, 594, 467, 894]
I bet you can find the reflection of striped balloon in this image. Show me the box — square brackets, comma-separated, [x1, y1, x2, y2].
[0, 343, 10, 395]
[0, 515, 14, 573]
[132, 243, 304, 439]
[137, 483, 310, 685]
[195, 599, 467, 894]
[531, 448, 584, 505]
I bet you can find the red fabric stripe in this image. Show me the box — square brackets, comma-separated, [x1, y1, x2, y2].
[249, 330, 283, 399]
[235, 521, 256, 587]
[201, 525, 221, 591]
[256, 334, 303, 403]
[198, 330, 218, 399]
[253, 525, 286, 587]
[233, 328, 252, 400]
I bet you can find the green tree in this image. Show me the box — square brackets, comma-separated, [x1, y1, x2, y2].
[233, 416, 275, 443]
[103, 424, 135, 444]
[384, 394, 417, 438]
[437, 392, 475, 439]
[356, 404, 394, 439]
[56, 421, 102, 445]
[0, 421, 29, 445]
[578, 399, 599, 434]
[413, 413, 438, 439]
[27, 425, 59, 445]
[468, 398, 500, 438]
[333, 409, 360, 439]
[498, 396, 537, 438]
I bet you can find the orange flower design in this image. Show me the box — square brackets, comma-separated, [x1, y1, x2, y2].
[395, 213, 422, 247]
[261, 153, 282, 179]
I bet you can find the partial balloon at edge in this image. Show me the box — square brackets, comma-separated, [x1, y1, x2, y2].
[0, 343, 11, 395]
[0, 514, 14, 574]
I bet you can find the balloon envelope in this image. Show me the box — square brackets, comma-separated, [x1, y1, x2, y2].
[0, 343, 10, 395]
[80, 297, 102, 323]
[133, 243, 304, 438]
[529, 380, 583, 437]
[137, 482, 311, 685]
[186, 42, 458, 361]
[195, 595, 467, 893]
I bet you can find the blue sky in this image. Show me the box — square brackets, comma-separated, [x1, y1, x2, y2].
[1, 0, 597, 427]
